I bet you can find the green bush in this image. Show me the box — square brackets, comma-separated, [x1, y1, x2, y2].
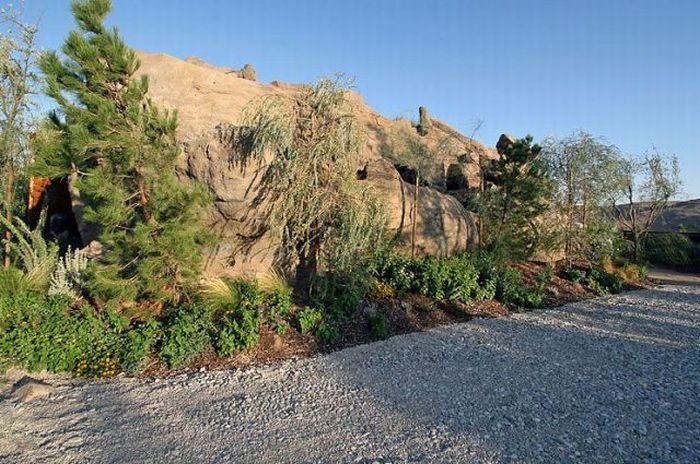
[264, 291, 292, 335]
[563, 268, 586, 283]
[313, 271, 368, 320]
[199, 278, 263, 356]
[316, 320, 340, 344]
[259, 272, 293, 335]
[160, 305, 212, 369]
[119, 320, 161, 373]
[297, 306, 324, 334]
[643, 233, 698, 270]
[215, 306, 260, 356]
[370, 252, 417, 294]
[0, 290, 120, 374]
[496, 267, 544, 309]
[368, 312, 390, 340]
[585, 267, 623, 295]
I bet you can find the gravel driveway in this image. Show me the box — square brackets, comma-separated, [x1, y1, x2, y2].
[1, 286, 699, 463]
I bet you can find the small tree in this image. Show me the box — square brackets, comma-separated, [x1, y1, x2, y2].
[610, 151, 681, 262]
[542, 131, 625, 264]
[234, 77, 386, 295]
[0, 3, 37, 268]
[31, 0, 211, 309]
[482, 135, 552, 259]
[381, 125, 439, 256]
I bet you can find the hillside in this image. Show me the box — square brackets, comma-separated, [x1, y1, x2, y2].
[135, 51, 498, 276]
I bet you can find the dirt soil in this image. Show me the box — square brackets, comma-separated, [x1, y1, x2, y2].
[140, 262, 602, 379]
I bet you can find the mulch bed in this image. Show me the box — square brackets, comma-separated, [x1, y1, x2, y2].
[140, 262, 642, 378]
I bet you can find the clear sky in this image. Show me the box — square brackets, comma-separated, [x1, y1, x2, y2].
[26, 0, 700, 198]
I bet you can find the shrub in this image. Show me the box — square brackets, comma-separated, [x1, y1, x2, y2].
[119, 320, 161, 373]
[496, 267, 544, 309]
[259, 270, 293, 335]
[615, 263, 648, 283]
[297, 306, 323, 334]
[0, 290, 119, 374]
[563, 268, 585, 283]
[160, 305, 212, 369]
[0, 214, 58, 294]
[313, 270, 368, 320]
[199, 277, 263, 355]
[368, 312, 390, 340]
[316, 320, 340, 344]
[643, 233, 697, 269]
[371, 252, 417, 294]
[48, 246, 88, 300]
[370, 278, 396, 299]
[215, 306, 260, 356]
[585, 267, 623, 295]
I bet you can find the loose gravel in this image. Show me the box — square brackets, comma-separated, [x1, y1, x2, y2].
[1, 286, 699, 463]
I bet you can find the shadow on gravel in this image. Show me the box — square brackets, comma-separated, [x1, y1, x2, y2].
[317, 287, 700, 462]
[29, 287, 699, 464]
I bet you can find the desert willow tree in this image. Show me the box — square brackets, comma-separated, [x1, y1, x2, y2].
[31, 0, 211, 310]
[542, 131, 626, 264]
[610, 151, 681, 263]
[233, 77, 386, 296]
[0, 3, 37, 268]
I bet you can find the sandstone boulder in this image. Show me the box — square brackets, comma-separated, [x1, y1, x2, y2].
[134, 51, 493, 276]
[239, 64, 257, 81]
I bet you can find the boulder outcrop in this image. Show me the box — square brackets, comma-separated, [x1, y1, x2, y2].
[136, 51, 494, 276]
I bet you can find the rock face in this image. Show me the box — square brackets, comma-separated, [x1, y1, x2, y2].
[136, 51, 495, 276]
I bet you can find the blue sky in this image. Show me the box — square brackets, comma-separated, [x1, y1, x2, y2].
[26, 0, 700, 198]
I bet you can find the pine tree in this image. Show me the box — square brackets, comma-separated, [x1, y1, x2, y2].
[31, 0, 211, 310]
[483, 135, 552, 259]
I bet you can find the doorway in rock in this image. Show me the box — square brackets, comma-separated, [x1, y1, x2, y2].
[27, 177, 83, 252]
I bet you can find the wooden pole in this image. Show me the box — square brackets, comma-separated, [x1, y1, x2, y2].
[411, 174, 419, 258]
[3, 163, 14, 268]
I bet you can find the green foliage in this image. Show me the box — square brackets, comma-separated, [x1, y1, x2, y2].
[643, 233, 699, 270]
[234, 76, 387, 293]
[369, 312, 390, 340]
[482, 135, 553, 259]
[316, 320, 340, 344]
[0, 289, 120, 374]
[414, 255, 479, 301]
[0, 214, 58, 292]
[119, 319, 160, 373]
[563, 268, 585, 283]
[369, 251, 417, 294]
[297, 306, 323, 335]
[541, 131, 626, 264]
[32, 0, 211, 307]
[585, 267, 623, 296]
[495, 268, 543, 309]
[200, 278, 262, 356]
[313, 270, 368, 320]
[259, 271, 293, 335]
[370, 250, 547, 309]
[215, 306, 260, 356]
[160, 305, 212, 369]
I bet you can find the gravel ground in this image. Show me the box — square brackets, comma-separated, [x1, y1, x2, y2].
[1, 286, 699, 464]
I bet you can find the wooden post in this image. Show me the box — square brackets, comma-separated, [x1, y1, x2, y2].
[3, 164, 13, 268]
[411, 174, 419, 258]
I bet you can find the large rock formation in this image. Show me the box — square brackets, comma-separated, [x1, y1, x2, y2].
[136, 51, 496, 276]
